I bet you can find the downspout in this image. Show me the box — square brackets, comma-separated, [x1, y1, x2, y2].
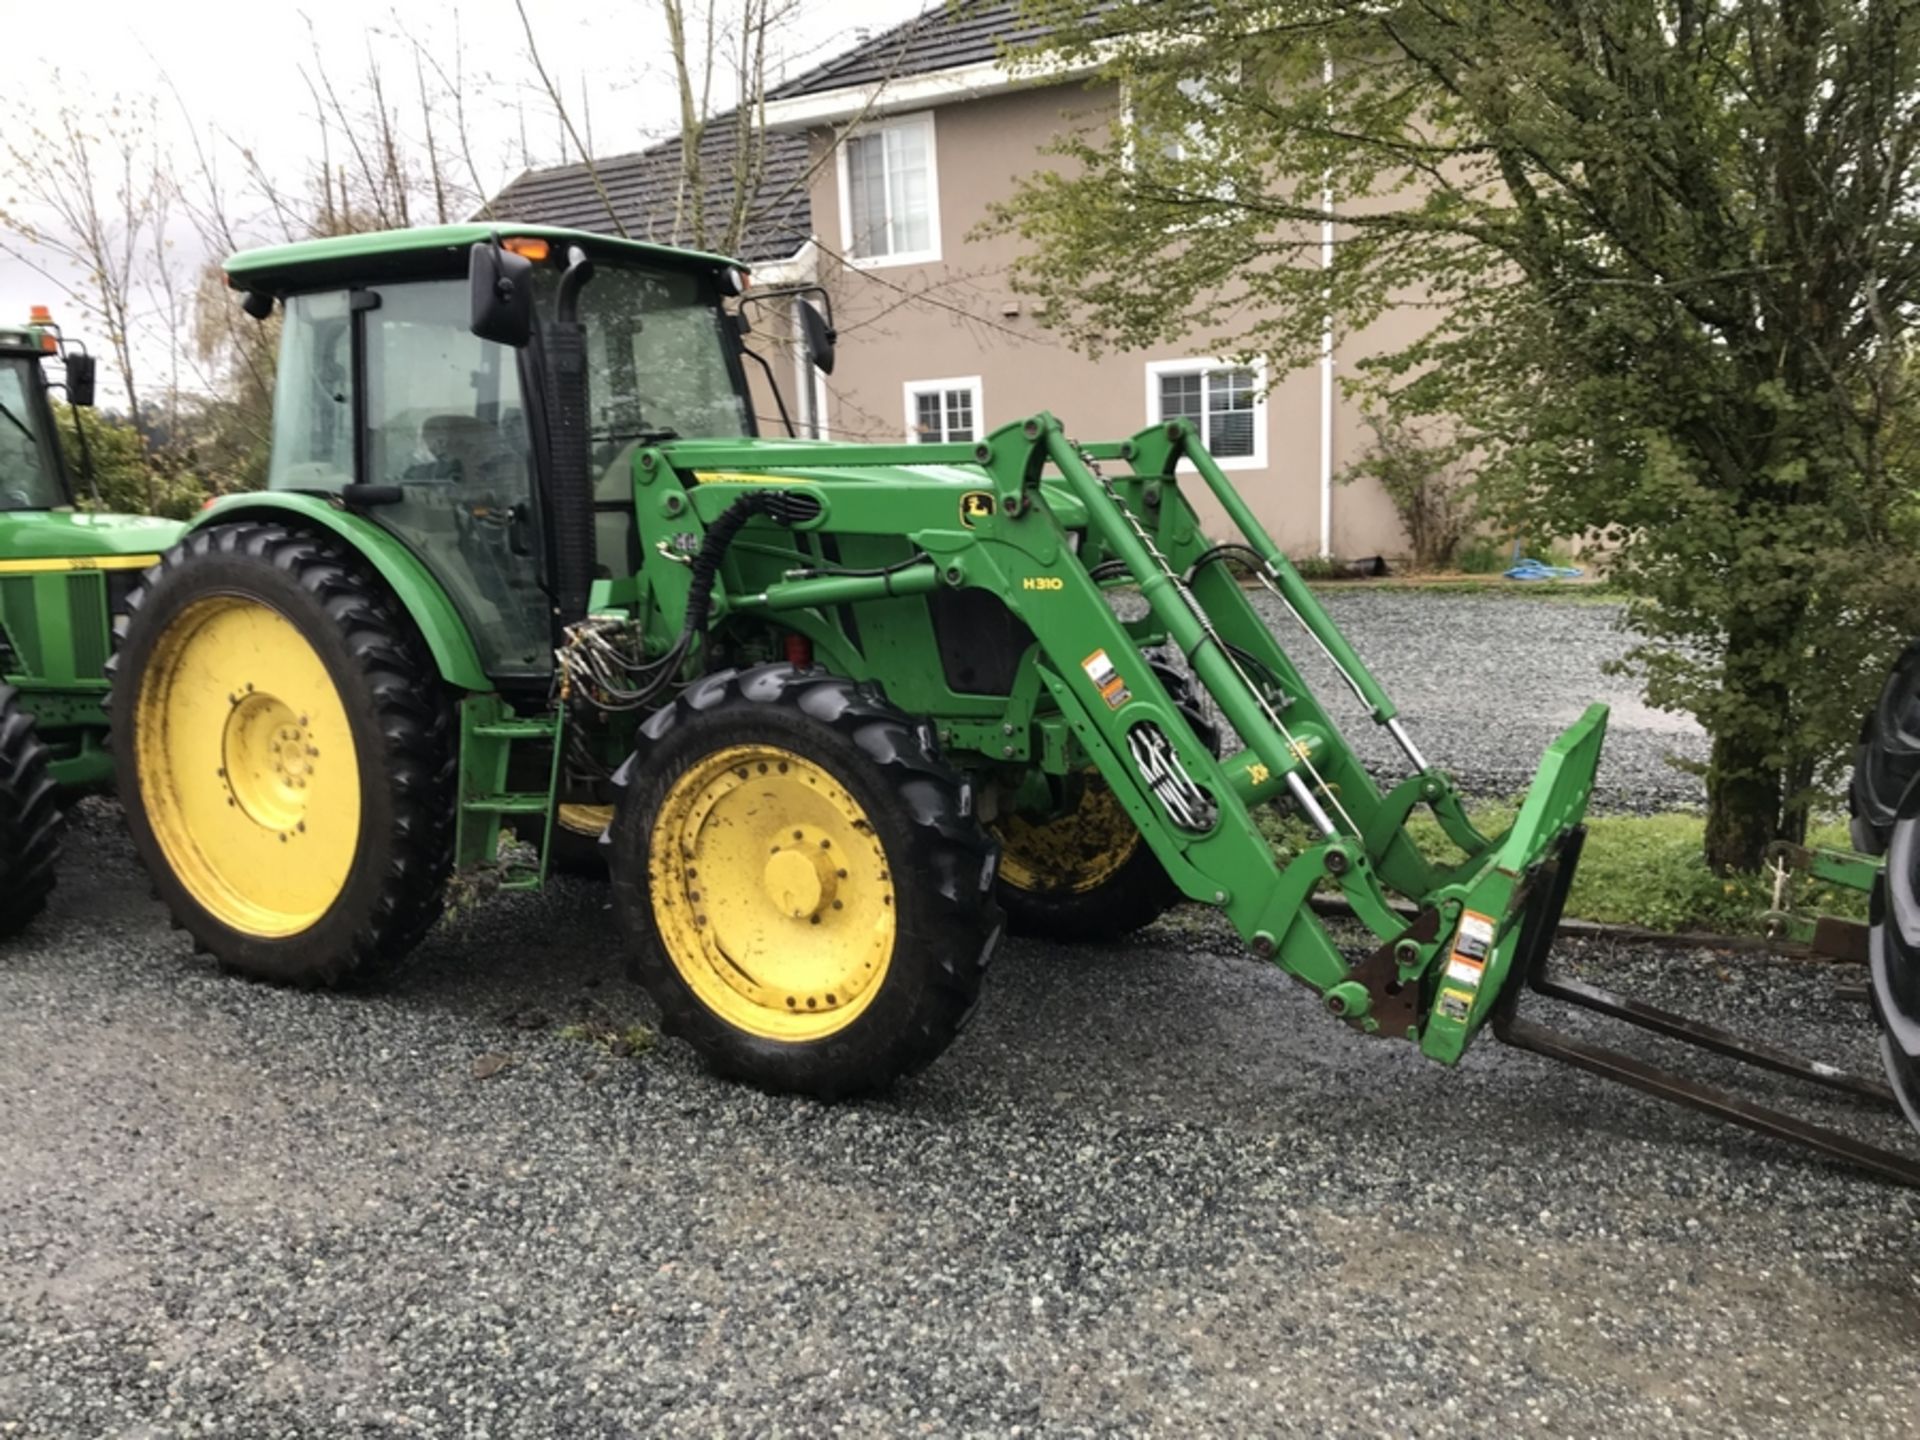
[789, 301, 816, 437]
[753, 238, 824, 438]
[1318, 53, 1334, 560]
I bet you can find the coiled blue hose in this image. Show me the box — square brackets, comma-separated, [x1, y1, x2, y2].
[1504, 557, 1583, 581]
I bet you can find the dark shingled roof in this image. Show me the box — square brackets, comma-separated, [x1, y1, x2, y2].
[770, 1, 1056, 99]
[487, 1, 1061, 262]
[487, 125, 814, 265]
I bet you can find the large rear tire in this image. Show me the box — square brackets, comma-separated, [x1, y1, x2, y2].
[1848, 637, 1920, 855]
[990, 662, 1218, 940]
[109, 522, 457, 985]
[609, 665, 1001, 1098]
[0, 684, 60, 940]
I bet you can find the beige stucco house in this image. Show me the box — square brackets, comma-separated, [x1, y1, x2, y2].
[493, 1, 1415, 560]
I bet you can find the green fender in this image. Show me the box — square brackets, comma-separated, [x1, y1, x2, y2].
[189, 493, 491, 692]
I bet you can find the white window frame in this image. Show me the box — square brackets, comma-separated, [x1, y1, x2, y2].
[903, 375, 983, 445]
[1145, 358, 1268, 472]
[835, 111, 942, 269]
[1118, 70, 1243, 217]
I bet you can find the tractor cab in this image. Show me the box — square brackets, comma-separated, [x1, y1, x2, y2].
[224, 225, 819, 683]
[0, 309, 93, 513]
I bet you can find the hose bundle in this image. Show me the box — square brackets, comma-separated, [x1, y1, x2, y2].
[558, 488, 816, 715]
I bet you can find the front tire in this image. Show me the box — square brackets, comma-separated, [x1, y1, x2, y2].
[109, 522, 457, 985]
[0, 684, 60, 940]
[609, 665, 1001, 1098]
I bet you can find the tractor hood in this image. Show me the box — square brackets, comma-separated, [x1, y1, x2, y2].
[665, 440, 1094, 529]
[0, 510, 183, 566]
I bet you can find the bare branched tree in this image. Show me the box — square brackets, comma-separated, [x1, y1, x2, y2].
[514, 0, 629, 238]
[0, 97, 167, 463]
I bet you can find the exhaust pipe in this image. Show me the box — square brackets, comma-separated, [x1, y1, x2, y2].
[542, 247, 598, 629]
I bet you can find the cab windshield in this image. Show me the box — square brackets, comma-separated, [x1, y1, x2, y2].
[539, 262, 753, 473]
[0, 356, 64, 511]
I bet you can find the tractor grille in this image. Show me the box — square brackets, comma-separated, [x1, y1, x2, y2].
[0, 572, 109, 682]
[0, 577, 40, 676]
[67, 574, 108, 677]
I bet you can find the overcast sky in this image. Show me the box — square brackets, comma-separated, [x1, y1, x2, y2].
[0, 0, 928, 395]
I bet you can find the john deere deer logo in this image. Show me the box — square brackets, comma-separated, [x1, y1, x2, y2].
[959, 492, 994, 527]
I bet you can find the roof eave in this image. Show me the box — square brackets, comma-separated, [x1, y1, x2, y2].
[762, 54, 1100, 131]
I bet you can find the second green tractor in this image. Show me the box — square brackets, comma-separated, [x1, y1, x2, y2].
[0, 309, 179, 938]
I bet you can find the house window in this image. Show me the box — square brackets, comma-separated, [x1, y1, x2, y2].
[1145, 359, 1267, 470]
[1122, 70, 1242, 211]
[839, 112, 940, 265]
[1159, 76, 1217, 163]
[904, 376, 981, 443]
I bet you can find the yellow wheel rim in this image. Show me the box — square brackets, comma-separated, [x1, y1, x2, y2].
[135, 596, 360, 937]
[649, 744, 894, 1042]
[556, 802, 614, 836]
[993, 776, 1141, 895]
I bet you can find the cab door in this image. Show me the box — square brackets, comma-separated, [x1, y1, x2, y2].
[359, 279, 552, 679]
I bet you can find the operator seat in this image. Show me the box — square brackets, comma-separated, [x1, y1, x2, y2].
[410, 413, 497, 484]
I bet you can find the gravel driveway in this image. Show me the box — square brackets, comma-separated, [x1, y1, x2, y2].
[4, 593, 1914, 1438]
[1301, 589, 1708, 810]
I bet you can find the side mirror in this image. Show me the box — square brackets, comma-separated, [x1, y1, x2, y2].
[800, 299, 837, 376]
[65, 352, 96, 408]
[469, 241, 533, 348]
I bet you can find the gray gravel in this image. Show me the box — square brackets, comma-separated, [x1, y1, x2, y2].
[1130, 586, 1706, 812]
[5, 592, 1915, 1439]
[1297, 589, 1707, 811]
[1239, 588, 1707, 813]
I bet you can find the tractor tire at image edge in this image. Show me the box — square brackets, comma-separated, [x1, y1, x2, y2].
[0, 683, 61, 940]
[1848, 635, 1920, 855]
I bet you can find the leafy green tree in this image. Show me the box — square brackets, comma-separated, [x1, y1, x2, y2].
[51, 404, 211, 520]
[993, 0, 1920, 870]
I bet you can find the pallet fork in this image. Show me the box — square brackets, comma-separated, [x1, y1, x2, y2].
[1493, 831, 1920, 1186]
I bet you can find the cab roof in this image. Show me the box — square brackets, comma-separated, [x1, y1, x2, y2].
[0, 324, 49, 356]
[223, 223, 744, 295]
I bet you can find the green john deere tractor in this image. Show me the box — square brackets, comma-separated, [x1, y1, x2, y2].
[105, 224, 1920, 1181]
[0, 310, 180, 938]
